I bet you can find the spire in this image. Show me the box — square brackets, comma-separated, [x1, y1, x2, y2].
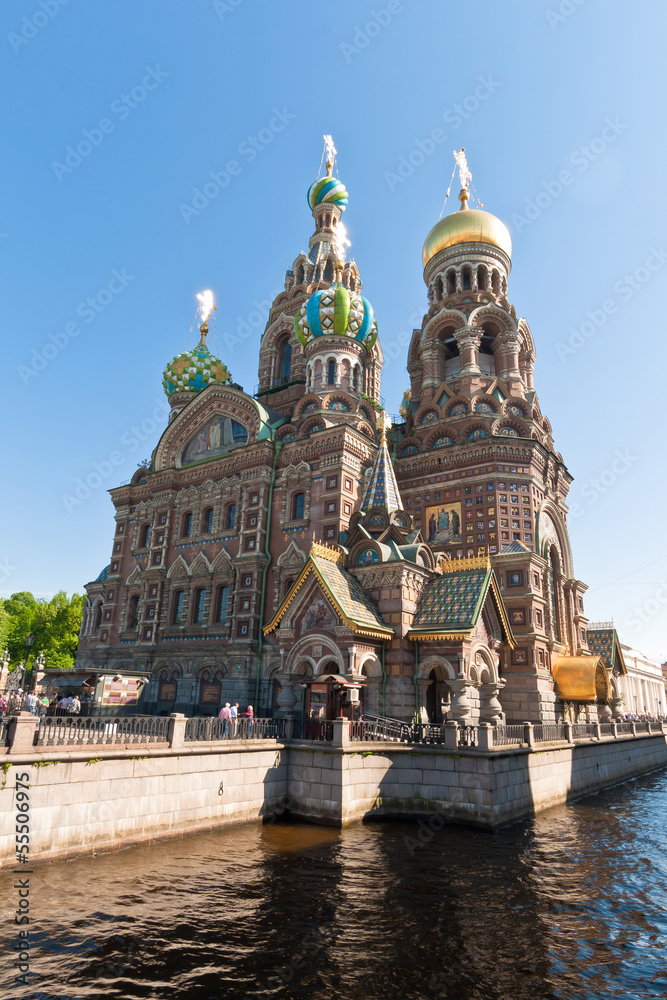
[361, 414, 403, 513]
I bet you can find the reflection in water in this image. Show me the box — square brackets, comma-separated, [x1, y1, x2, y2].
[1, 771, 666, 999]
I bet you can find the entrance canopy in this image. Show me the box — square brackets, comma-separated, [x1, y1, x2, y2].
[552, 656, 609, 702]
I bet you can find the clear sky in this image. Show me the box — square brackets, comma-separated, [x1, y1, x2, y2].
[2, 0, 666, 663]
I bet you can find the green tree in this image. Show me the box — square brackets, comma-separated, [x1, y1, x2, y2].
[2, 591, 84, 672]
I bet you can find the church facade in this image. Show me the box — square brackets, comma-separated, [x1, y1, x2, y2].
[76, 152, 617, 725]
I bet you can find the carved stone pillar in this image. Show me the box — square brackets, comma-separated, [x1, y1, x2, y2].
[455, 326, 482, 376]
[275, 678, 297, 718]
[449, 678, 475, 725]
[598, 702, 613, 722]
[480, 679, 506, 724]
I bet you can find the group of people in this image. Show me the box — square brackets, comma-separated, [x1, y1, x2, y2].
[217, 702, 253, 735]
[0, 691, 82, 717]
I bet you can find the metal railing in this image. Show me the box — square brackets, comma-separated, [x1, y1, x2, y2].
[494, 725, 526, 747]
[533, 723, 568, 744]
[572, 723, 598, 740]
[0, 717, 10, 746]
[291, 719, 334, 742]
[34, 715, 170, 748]
[184, 717, 284, 742]
[615, 722, 634, 735]
[458, 725, 479, 749]
[599, 723, 615, 736]
[354, 716, 411, 742]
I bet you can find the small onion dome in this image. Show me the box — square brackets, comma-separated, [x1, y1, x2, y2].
[162, 325, 231, 397]
[423, 188, 512, 267]
[294, 282, 378, 350]
[307, 174, 348, 211]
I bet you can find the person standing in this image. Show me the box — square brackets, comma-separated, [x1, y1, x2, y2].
[218, 702, 232, 738]
[231, 702, 239, 736]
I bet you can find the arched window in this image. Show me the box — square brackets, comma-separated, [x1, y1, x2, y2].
[327, 360, 336, 385]
[182, 512, 193, 537]
[549, 548, 561, 641]
[203, 508, 214, 533]
[462, 267, 471, 290]
[94, 603, 103, 629]
[447, 270, 456, 294]
[491, 270, 500, 295]
[199, 668, 223, 707]
[278, 340, 292, 384]
[128, 595, 140, 629]
[193, 588, 206, 624]
[139, 524, 151, 548]
[323, 260, 333, 282]
[215, 586, 229, 622]
[292, 492, 305, 520]
[477, 265, 487, 291]
[172, 590, 185, 625]
[351, 366, 359, 392]
[225, 504, 236, 529]
[434, 276, 443, 300]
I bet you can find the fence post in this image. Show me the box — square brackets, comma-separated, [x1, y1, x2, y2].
[8, 712, 39, 755]
[630, 721, 637, 737]
[611, 722, 618, 739]
[523, 722, 535, 748]
[331, 718, 350, 748]
[444, 721, 459, 750]
[168, 713, 187, 749]
[477, 723, 494, 752]
[283, 717, 294, 742]
[564, 722, 573, 743]
[594, 723, 602, 740]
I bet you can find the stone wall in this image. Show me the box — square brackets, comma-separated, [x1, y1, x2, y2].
[1, 731, 666, 866]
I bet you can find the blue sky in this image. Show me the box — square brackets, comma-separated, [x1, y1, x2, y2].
[2, 0, 666, 663]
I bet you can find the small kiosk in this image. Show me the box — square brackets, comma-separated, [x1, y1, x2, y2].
[303, 672, 366, 722]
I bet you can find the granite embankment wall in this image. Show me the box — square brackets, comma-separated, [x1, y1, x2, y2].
[1, 720, 666, 864]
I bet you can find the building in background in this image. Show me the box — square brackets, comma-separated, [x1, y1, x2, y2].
[75, 149, 619, 725]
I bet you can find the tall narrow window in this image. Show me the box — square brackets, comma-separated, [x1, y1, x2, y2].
[278, 340, 292, 384]
[182, 512, 193, 537]
[216, 585, 229, 622]
[351, 367, 358, 392]
[95, 603, 103, 629]
[323, 260, 333, 281]
[203, 508, 214, 533]
[172, 590, 185, 625]
[462, 267, 471, 290]
[139, 524, 151, 548]
[292, 492, 305, 520]
[225, 504, 236, 529]
[327, 360, 336, 385]
[549, 548, 561, 642]
[447, 270, 456, 294]
[193, 588, 206, 624]
[128, 595, 140, 629]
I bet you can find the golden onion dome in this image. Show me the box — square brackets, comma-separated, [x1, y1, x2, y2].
[423, 188, 512, 267]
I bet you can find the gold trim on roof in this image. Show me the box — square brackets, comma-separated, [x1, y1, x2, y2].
[310, 540, 344, 564]
[439, 554, 491, 573]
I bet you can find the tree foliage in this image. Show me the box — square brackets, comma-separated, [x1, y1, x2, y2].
[2, 591, 84, 671]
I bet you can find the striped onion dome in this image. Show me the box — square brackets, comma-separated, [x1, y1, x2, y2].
[307, 174, 348, 211]
[294, 282, 378, 350]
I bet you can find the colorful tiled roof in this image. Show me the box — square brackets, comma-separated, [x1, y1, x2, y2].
[264, 543, 392, 639]
[409, 557, 513, 644]
[95, 565, 110, 582]
[587, 626, 627, 673]
[361, 435, 403, 513]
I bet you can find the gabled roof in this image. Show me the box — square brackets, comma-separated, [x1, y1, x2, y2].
[587, 626, 627, 674]
[264, 542, 392, 640]
[497, 540, 532, 555]
[408, 556, 514, 645]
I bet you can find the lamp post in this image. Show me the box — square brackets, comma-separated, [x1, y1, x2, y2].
[24, 634, 34, 693]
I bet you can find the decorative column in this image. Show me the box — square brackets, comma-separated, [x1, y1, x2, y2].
[455, 326, 482, 376]
[448, 678, 475, 725]
[275, 678, 298, 718]
[479, 679, 506, 724]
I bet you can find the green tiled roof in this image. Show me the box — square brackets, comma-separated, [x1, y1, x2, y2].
[312, 555, 391, 635]
[587, 627, 626, 672]
[412, 567, 490, 633]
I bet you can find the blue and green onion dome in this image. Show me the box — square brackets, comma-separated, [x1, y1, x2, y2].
[162, 329, 231, 397]
[294, 283, 378, 350]
[307, 174, 349, 211]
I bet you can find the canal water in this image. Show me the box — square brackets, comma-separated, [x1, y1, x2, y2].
[1, 769, 667, 1000]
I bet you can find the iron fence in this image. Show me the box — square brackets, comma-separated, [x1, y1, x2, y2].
[615, 722, 634, 736]
[291, 719, 334, 742]
[572, 723, 598, 740]
[34, 715, 169, 748]
[494, 725, 526, 747]
[184, 717, 284, 742]
[458, 725, 479, 748]
[533, 723, 568, 744]
[353, 717, 410, 742]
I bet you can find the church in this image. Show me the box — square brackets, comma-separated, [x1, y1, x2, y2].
[76, 146, 620, 726]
